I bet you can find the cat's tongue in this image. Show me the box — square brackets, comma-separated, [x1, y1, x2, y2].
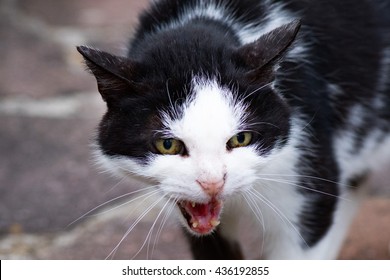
[179, 198, 222, 235]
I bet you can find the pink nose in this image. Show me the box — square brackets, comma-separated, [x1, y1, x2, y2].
[197, 179, 225, 197]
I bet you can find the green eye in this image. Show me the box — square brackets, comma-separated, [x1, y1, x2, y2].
[155, 138, 184, 155]
[227, 132, 253, 149]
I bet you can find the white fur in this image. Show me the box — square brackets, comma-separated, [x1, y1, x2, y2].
[238, 3, 294, 44]
[334, 104, 390, 188]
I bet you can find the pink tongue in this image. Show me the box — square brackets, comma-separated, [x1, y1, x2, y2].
[185, 198, 221, 234]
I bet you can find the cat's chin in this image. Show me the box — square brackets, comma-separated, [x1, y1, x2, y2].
[178, 197, 222, 235]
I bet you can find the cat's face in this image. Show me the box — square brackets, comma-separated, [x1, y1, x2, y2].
[96, 74, 290, 235]
[78, 20, 300, 235]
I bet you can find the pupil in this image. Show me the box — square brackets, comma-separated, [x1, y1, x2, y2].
[163, 139, 173, 150]
[237, 133, 245, 143]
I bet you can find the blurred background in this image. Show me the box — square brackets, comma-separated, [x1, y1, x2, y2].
[0, 0, 389, 259]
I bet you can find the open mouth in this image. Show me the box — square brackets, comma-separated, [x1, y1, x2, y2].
[178, 198, 223, 235]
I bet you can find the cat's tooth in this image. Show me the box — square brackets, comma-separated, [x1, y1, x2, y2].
[192, 222, 198, 229]
[191, 202, 196, 208]
[210, 219, 220, 227]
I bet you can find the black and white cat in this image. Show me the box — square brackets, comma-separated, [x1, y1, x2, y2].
[77, 0, 390, 259]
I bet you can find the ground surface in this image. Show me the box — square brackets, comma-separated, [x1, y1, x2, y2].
[0, 0, 389, 260]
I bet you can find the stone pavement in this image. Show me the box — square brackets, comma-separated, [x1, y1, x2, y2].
[0, 0, 389, 260]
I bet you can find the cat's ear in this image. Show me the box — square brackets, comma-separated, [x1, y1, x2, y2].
[234, 19, 301, 83]
[77, 46, 137, 104]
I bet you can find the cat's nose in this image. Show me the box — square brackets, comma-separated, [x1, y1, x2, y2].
[197, 179, 225, 197]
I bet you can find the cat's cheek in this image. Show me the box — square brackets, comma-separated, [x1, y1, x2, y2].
[144, 155, 192, 179]
[224, 147, 267, 192]
[92, 149, 143, 178]
[142, 156, 204, 196]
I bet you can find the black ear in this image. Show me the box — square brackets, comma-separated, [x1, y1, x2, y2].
[77, 46, 137, 103]
[234, 19, 301, 83]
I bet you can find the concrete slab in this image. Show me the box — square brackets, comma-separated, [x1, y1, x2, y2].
[0, 114, 118, 233]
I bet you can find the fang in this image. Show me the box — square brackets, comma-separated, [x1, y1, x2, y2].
[210, 219, 220, 227]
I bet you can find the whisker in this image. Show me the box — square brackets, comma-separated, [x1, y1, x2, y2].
[244, 121, 281, 130]
[132, 196, 172, 260]
[241, 82, 273, 103]
[242, 193, 266, 258]
[255, 176, 349, 201]
[248, 188, 309, 248]
[242, 193, 265, 233]
[258, 173, 352, 188]
[299, 111, 318, 135]
[104, 189, 162, 223]
[121, 189, 162, 222]
[67, 185, 158, 228]
[103, 177, 126, 195]
[151, 196, 178, 258]
[106, 195, 166, 260]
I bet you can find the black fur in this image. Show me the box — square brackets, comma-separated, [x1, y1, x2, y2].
[184, 229, 244, 260]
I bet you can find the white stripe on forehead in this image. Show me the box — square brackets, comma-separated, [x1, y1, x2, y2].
[166, 77, 246, 154]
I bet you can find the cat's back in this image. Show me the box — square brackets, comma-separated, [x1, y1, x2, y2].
[129, 0, 389, 89]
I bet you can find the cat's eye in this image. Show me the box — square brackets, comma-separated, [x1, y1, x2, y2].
[227, 132, 253, 149]
[154, 138, 184, 155]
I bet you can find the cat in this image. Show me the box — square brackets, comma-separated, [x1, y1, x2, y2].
[77, 0, 390, 259]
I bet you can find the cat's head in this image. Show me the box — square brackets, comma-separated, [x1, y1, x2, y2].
[78, 20, 300, 235]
